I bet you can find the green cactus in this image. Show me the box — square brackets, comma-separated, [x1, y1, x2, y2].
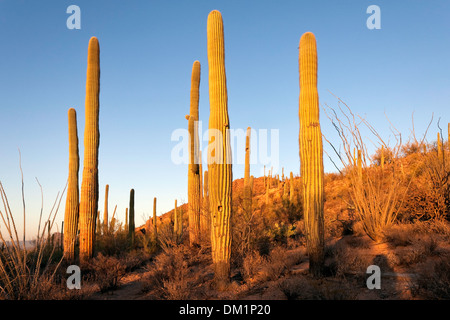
[63, 108, 79, 261]
[207, 9, 233, 289]
[153, 197, 158, 243]
[128, 189, 135, 246]
[298, 32, 325, 276]
[187, 60, 202, 246]
[243, 127, 252, 215]
[79, 37, 100, 263]
[103, 184, 109, 235]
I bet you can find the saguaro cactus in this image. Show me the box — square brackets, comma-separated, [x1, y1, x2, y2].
[243, 127, 252, 214]
[103, 184, 109, 234]
[187, 60, 202, 246]
[79, 37, 100, 263]
[174, 199, 179, 241]
[128, 189, 135, 246]
[152, 197, 158, 243]
[298, 32, 325, 276]
[63, 108, 79, 261]
[289, 172, 295, 203]
[207, 9, 233, 289]
[438, 132, 443, 160]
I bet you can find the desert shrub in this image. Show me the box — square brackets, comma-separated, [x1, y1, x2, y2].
[398, 151, 450, 221]
[411, 255, 450, 299]
[241, 251, 265, 283]
[326, 243, 371, 280]
[142, 244, 207, 299]
[278, 276, 357, 300]
[88, 253, 127, 293]
[266, 222, 298, 245]
[383, 223, 416, 247]
[95, 223, 131, 256]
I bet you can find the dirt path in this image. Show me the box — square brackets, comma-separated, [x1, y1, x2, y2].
[90, 268, 151, 300]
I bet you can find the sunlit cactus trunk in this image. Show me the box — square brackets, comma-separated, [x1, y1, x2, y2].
[207, 10, 233, 289]
[125, 208, 128, 231]
[187, 60, 202, 246]
[128, 189, 135, 246]
[63, 108, 79, 261]
[153, 197, 158, 243]
[289, 172, 295, 203]
[174, 199, 180, 242]
[103, 184, 109, 235]
[298, 32, 325, 277]
[243, 127, 252, 215]
[79, 37, 100, 264]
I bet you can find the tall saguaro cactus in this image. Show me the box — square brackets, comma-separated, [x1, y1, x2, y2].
[103, 184, 109, 234]
[298, 32, 325, 276]
[79, 37, 100, 263]
[153, 197, 158, 243]
[243, 127, 252, 214]
[63, 108, 79, 261]
[207, 10, 233, 289]
[187, 60, 202, 246]
[128, 189, 135, 246]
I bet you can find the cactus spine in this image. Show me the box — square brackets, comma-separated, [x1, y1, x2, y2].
[128, 189, 135, 246]
[79, 37, 100, 263]
[207, 10, 233, 289]
[187, 60, 202, 246]
[243, 127, 252, 215]
[63, 108, 79, 261]
[299, 32, 325, 276]
[103, 184, 109, 234]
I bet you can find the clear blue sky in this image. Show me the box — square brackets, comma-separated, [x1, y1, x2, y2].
[0, 0, 449, 239]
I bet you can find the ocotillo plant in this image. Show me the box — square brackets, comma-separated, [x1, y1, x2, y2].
[243, 127, 252, 215]
[128, 189, 135, 247]
[79, 37, 100, 263]
[298, 32, 325, 276]
[152, 197, 158, 243]
[187, 60, 202, 246]
[207, 9, 233, 289]
[103, 184, 109, 235]
[63, 108, 79, 261]
[125, 208, 128, 231]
